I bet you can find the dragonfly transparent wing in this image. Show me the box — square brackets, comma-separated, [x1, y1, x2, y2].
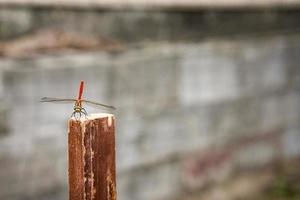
[40, 97, 76, 104]
[82, 99, 116, 110]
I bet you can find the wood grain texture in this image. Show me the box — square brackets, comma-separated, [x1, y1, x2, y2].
[68, 115, 116, 200]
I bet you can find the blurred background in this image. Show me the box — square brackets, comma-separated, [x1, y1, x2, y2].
[0, 0, 300, 200]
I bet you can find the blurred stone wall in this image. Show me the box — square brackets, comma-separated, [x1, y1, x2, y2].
[1, 8, 300, 41]
[0, 7, 300, 200]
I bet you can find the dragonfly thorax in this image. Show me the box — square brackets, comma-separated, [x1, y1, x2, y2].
[74, 101, 82, 112]
[72, 100, 88, 119]
[74, 106, 81, 113]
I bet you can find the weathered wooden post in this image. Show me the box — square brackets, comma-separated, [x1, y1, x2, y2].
[68, 113, 116, 200]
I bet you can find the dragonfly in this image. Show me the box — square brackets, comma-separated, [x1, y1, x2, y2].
[40, 81, 116, 119]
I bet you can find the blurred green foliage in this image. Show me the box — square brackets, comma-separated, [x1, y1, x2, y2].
[267, 175, 300, 200]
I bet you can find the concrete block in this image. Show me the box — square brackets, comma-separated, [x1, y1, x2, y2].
[179, 42, 240, 105]
[117, 162, 181, 200]
[112, 48, 180, 109]
[208, 98, 263, 146]
[281, 127, 300, 158]
[0, 8, 33, 39]
[282, 40, 300, 87]
[239, 39, 287, 94]
[233, 141, 276, 169]
[259, 91, 300, 132]
[282, 91, 300, 126]
[0, 69, 3, 99]
[259, 95, 284, 132]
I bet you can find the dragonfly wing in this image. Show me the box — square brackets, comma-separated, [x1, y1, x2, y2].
[40, 97, 76, 103]
[82, 99, 116, 110]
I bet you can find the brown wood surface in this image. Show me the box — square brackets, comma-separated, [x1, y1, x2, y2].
[68, 115, 116, 200]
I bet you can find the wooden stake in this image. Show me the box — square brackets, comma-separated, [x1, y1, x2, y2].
[68, 114, 116, 200]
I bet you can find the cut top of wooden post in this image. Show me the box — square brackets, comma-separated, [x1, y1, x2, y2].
[73, 113, 114, 123]
[68, 113, 116, 200]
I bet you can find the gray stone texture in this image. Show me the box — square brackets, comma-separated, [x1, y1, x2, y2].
[1, 9, 300, 42]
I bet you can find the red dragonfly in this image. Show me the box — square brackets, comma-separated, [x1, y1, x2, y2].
[41, 81, 115, 119]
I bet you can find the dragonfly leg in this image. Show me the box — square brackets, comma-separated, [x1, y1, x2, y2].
[80, 110, 87, 119]
[81, 108, 88, 117]
[71, 111, 81, 120]
[71, 112, 75, 118]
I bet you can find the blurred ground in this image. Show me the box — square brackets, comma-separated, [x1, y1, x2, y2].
[179, 159, 300, 200]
